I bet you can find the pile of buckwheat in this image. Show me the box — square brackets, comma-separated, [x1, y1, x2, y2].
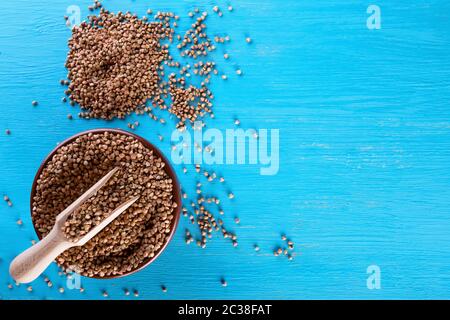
[64, 8, 217, 127]
[31, 131, 178, 277]
[65, 10, 173, 120]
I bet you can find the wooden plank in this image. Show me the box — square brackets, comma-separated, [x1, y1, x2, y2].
[0, 0, 449, 299]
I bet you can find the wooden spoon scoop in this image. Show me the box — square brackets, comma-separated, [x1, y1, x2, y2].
[9, 168, 139, 284]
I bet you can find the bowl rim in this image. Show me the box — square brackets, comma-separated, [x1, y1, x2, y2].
[30, 128, 182, 279]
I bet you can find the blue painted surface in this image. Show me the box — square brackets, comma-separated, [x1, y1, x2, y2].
[0, 0, 449, 299]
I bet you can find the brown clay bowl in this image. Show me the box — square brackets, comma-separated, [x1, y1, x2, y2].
[30, 128, 182, 279]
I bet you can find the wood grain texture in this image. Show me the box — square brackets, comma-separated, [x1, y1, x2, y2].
[0, 0, 449, 299]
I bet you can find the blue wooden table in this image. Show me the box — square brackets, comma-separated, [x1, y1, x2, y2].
[0, 0, 449, 300]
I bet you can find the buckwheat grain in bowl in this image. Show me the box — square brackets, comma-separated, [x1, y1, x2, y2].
[30, 129, 181, 278]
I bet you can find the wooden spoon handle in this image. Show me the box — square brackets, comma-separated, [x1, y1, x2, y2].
[9, 228, 72, 283]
